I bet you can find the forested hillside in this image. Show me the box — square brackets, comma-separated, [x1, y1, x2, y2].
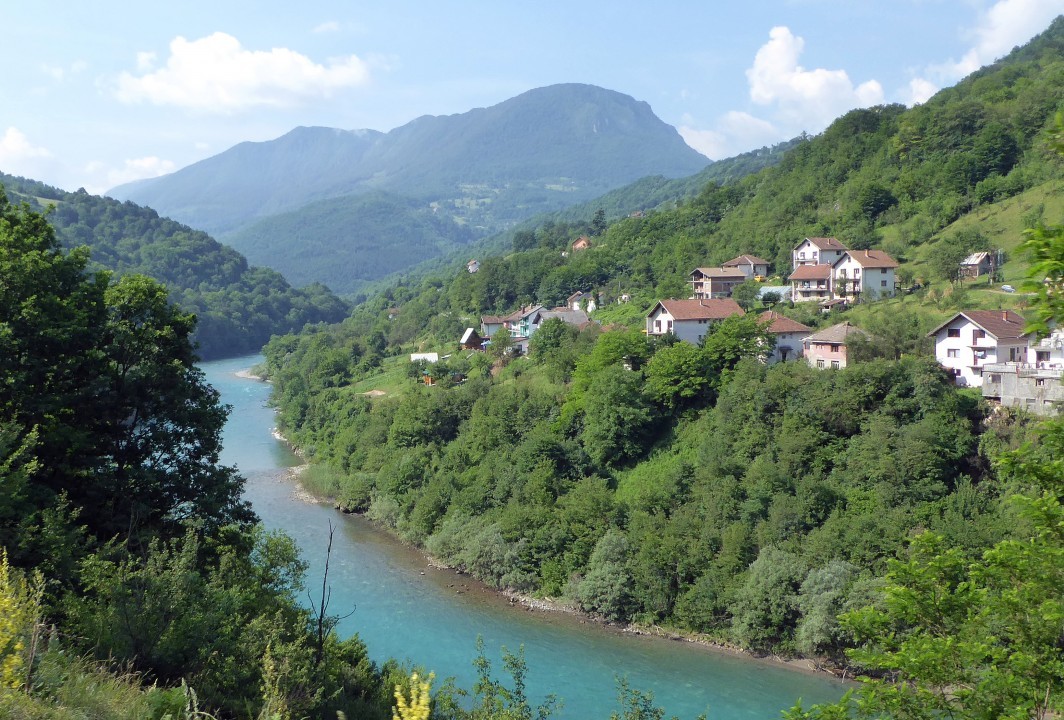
[0, 174, 350, 359]
[257, 15, 1064, 672]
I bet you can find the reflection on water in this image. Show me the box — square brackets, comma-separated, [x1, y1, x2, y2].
[204, 355, 849, 719]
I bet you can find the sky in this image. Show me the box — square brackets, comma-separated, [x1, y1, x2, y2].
[2, 0, 1063, 194]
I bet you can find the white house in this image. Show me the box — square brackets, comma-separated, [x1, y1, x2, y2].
[646, 299, 744, 345]
[722, 254, 771, 279]
[1028, 324, 1064, 366]
[758, 311, 812, 363]
[832, 250, 899, 301]
[466, 259, 480, 273]
[793, 237, 847, 269]
[927, 310, 1029, 387]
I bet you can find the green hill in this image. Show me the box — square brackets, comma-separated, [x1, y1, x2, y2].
[0, 173, 350, 359]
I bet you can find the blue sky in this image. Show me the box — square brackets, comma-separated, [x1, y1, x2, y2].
[2, 0, 1062, 194]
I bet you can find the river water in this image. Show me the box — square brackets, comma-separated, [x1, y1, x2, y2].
[203, 355, 848, 719]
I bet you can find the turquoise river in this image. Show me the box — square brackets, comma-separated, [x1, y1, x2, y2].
[203, 355, 849, 719]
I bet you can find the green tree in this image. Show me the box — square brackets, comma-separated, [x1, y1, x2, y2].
[581, 366, 655, 468]
[644, 342, 712, 411]
[731, 280, 761, 311]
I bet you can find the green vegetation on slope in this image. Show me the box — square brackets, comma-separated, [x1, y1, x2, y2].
[0, 174, 350, 359]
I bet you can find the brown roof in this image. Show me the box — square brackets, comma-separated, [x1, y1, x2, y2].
[927, 310, 1028, 340]
[691, 267, 747, 279]
[723, 254, 771, 267]
[758, 311, 812, 334]
[481, 315, 505, 324]
[788, 264, 833, 280]
[798, 237, 847, 251]
[837, 249, 899, 269]
[805, 321, 871, 344]
[650, 299, 745, 321]
[501, 304, 543, 322]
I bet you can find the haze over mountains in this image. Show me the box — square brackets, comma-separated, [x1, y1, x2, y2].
[109, 84, 710, 294]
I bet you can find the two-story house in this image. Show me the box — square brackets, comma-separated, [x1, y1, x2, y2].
[722, 254, 771, 279]
[832, 250, 899, 301]
[793, 237, 847, 268]
[758, 311, 812, 363]
[803, 321, 870, 369]
[689, 267, 747, 299]
[646, 299, 745, 345]
[788, 264, 833, 303]
[928, 310, 1029, 387]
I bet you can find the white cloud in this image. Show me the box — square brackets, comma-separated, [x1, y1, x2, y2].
[679, 111, 779, 160]
[903, 77, 939, 105]
[114, 32, 370, 113]
[41, 60, 88, 82]
[313, 20, 340, 33]
[0, 127, 55, 178]
[103, 156, 177, 187]
[909, 0, 1063, 102]
[745, 26, 884, 132]
[136, 51, 157, 72]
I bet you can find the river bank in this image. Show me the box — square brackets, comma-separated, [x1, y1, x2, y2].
[280, 458, 849, 683]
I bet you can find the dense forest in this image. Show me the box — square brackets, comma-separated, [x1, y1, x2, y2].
[0, 174, 350, 359]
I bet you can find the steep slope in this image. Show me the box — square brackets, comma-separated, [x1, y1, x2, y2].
[0, 173, 350, 358]
[226, 190, 475, 293]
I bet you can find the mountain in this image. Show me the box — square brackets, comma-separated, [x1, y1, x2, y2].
[0, 173, 350, 359]
[109, 84, 709, 293]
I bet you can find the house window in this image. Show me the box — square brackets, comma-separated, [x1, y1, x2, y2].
[989, 374, 1001, 383]
[952, 368, 962, 377]
[1036, 378, 1046, 387]
[816, 359, 825, 368]
[667, 320, 673, 332]
[831, 360, 840, 369]
[973, 329, 986, 341]
[854, 268, 861, 277]
[1037, 351, 1050, 363]
[881, 280, 888, 287]
[799, 252, 806, 259]
[947, 349, 959, 358]
[832, 344, 840, 353]
[655, 320, 662, 332]
[948, 328, 961, 338]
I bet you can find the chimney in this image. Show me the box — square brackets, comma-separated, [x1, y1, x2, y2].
[1002, 310, 1008, 321]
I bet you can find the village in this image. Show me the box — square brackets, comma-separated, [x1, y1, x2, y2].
[413, 235, 1063, 416]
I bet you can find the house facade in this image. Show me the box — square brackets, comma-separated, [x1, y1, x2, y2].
[689, 267, 747, 299]
[832, 250, 898, 301]
[466, 259, 480, 273]
[646, 299, 744, 345]
[722, 254, 770, 279]
[480, 315, 506, 337]
[1028, 326, 1064, 365]
[758, 311, 812, 363]
[927, 310, 1029, 387]
[982, 364, 1063, 415]
[793, 237, 847, 269]
[803, 321, 870, 369]
[572, 236, 592, 251]
[788, 264, 833, 302]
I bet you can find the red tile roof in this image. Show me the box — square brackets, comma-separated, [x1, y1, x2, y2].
[788, 264, 833, 280]
[928, 310, 1028, 340]
[758, 311, 812, 334]
[691, 267, 747, 279]
[838, 249, 899, 269]
[650, 299, 745, 321]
